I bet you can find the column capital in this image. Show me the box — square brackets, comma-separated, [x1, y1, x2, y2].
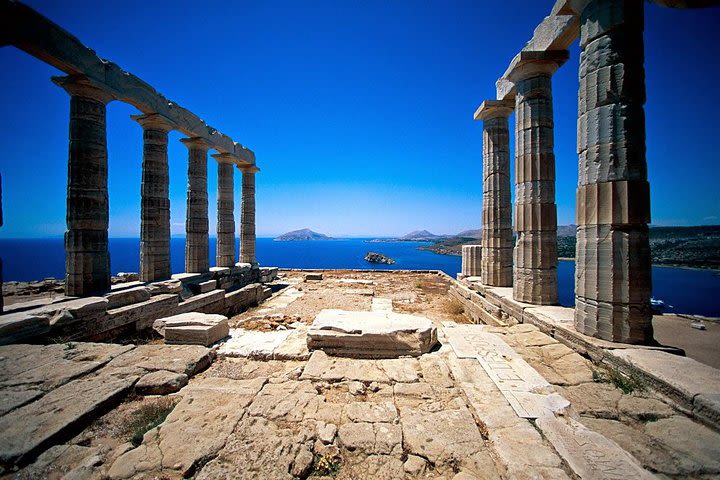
[180, 136, 213, 151]
[239, 165, 260, 174]
[211, 152, 241, 165]
[474, 99, 515, 121]
[52, 74, 114, 104]
[506, 50, 569, 83]
[131, 113, 175, 132]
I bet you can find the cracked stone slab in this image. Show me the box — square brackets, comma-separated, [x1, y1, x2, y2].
[536, 414, 655, 480]
[105, 344, 213, 376]
[445, 325, 567, 418]
[108, 376, 266, 479]
[217, 328, 293, 359]
[0, 371, 139, 467]
[0, 342, 134, 391]
[307, 309, 437, 358]
[371, 297, 393, 312]
[300, 350, 420, 384]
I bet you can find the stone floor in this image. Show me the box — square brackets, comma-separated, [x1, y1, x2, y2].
[2, 271, 720, 479]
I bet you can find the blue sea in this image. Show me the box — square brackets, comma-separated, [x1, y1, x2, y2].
[1, 237, 719, 317]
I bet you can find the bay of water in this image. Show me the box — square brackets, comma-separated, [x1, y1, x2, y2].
[1, 237, 718, 317]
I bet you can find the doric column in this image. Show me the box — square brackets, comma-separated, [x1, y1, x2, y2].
[181, 137, 211, 273]
[132, 114, 173, 282]
[239, 166, 259, 265]
[507, 51, 568, 305]
[212, 153, 237, 267]
[475, 100, 515, 287]
[574, 0, 652, 344]
[53, 75, 113, 296]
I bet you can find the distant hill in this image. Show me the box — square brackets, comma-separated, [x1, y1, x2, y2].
[399, 230, 445, 241]
[421, 225, 720, 270]
[274, 228, 333, 241]
[456, 229, 482, 239]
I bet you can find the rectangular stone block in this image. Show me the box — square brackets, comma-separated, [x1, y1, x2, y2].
[190, 280, 217, 294]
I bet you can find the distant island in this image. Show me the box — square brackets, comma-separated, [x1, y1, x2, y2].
[368, 229, 477, 243]
[420, 225, 720, 270]
[274, 228, 334, 241]
[365, 251, 396, 264]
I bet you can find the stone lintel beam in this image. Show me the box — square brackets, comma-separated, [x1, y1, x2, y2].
[211, 152, 242, 167]
[1, 0, 256, 166]
[130, 113, 174, 132]
[473, 99, 515, 121]
[523, 15, 579, 52]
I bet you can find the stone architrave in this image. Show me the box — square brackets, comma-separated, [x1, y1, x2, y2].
[474, 100, 515, 286]
[53, 75, 114, 296]
[181, 137, 211, 273]
[211, 153, 237, 267]
[573, 0, 653, 344]
[461, 245, 482, 278]
[239, 166, 259, 265]
[506, 51, 568, 305]
[132, 113, 174, 282]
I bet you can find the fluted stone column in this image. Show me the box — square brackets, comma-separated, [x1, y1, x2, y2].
[239, 166, 259, 265]
[475, 100, 514, 287]
[574, 0, 652, 344]
[461, 245, 482, 277]
[181, 137, 211, 273]
[212, 153, 237, 267]
[132, 114, 173, 282]
[507, 51, 568, 305]
[53, 75, 113, 296]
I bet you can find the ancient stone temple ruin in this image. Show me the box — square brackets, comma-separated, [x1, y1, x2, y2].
[0, 0, 276, 344]
[467, 0, 661, 344]
[1, 1, 720, 480]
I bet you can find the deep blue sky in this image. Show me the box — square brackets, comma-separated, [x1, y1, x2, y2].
[0, 0, 718, 238]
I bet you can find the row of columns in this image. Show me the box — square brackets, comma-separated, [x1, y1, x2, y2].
[476, 0, 652, 344]
[53, 75, 258, 296]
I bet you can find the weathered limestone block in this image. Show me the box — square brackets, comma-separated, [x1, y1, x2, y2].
[307, 309, 437, 358]
[260, 266, 278, 283]
[146, 279, 182, 296]
[105, 286, 151, 309]
[53, 75, 113, 296]
[190, 279, 217, 294]
[0, 311, 51, 345]
[175, 289, 226, 315]
[100, 293, 178, 334]
[153, 312, 229, 347]
[135, 369, 188, 395]
[461, 245, 482, 277]
[476, 100, 514, 287]
[182, 137, 211, 273]
[240, 167, 258, 264]
[105, 344, 214, 376]
[133, 113, 173, 282]
[574, 0, 652, 344]
[506, 51, 567, 305]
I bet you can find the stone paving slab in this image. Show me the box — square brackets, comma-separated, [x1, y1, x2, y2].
[105, 344, 213, 376]
[300, 350, 420, 384]
[0, 342, 134, 391]
[535, 414, 655, 480]
[108, 376, 267, 479]
[371, 297, 393, 312]
[218, 328, 293, 359]
[444, 325, 566, 418]
[0, 370, 139, 467]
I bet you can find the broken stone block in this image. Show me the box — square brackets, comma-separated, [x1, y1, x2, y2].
[105, 286, 151, 309]
[305, 272, 323, 281]
[190, 280, 217, 294]
[135, 370, 188, 395]
[307, 309, 437, 358]
[154, 312, 229, 347]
